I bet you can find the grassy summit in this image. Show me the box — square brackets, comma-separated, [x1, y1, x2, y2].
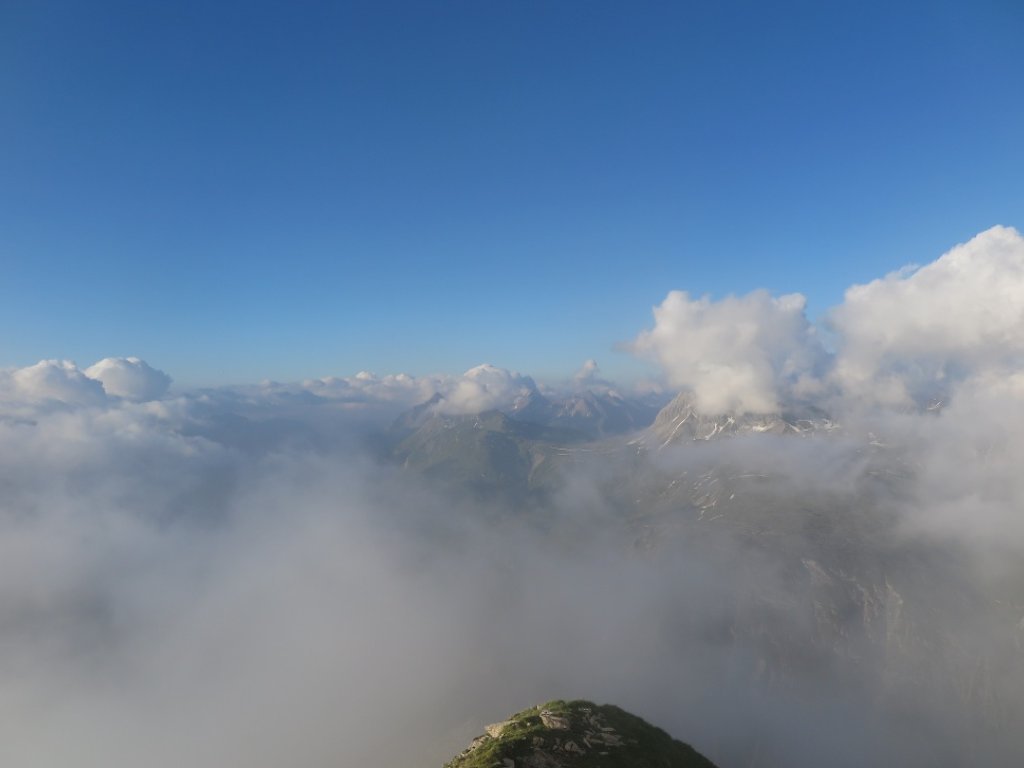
[444, 699, 718, 768]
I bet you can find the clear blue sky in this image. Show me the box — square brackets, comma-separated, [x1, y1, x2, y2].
[2, 0, 1021, 386]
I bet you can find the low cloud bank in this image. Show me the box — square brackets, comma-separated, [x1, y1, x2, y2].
[2, 382, 1022, 767]
[255, 364, 541, 416]
[2, 226, 1024, 767]
[0, 400, 756, 767]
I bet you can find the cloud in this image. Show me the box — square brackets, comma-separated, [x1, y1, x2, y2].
[0, 357, 172, 414]
[830, 225, 1024, 406]
[629, 290, 827, 414]
[291, 370, 439, 407]
[876, 368, 1024, 558]
[574, 359, 602, 384]
[570, 359, 618, 395]
[0, 359, 107, 407]
[628, 226, 1024, 416]
[1, 377, 1021, 768]
[85, 357, 172, 401]
[276, 364, 540, 417]
[439, 363, 539, 414]
[3, 225, 1024, 768]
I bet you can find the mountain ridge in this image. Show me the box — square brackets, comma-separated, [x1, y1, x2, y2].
[639, 391, 838, 449]
[443, 699, 718, 768]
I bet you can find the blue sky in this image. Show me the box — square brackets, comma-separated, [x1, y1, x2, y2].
[2, 0, 1021, 386]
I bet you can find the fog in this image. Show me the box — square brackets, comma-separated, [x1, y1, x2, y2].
[0, 399, 753, 767]
[0, 386, 1021, 768]
[2, 227, 1024, 767]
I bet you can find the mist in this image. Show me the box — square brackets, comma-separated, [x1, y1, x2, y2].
[0, 380, 1021, 768]
[3, 228, 1024, 767]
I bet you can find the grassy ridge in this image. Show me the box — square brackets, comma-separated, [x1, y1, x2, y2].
[444, 699, 717, 768]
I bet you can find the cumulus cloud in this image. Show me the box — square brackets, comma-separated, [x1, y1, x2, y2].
[830, 225, 1024, 407]
[0, 359, 107, 407]
[574, 359, 601, 384]
[0, 357, 174, 415]
[627, 226, 1024, 416]
[85, 357, 172, 401]
[439, 363, 539, 414]
[630, 290, 827, 414]
[570, 359, 617, 394]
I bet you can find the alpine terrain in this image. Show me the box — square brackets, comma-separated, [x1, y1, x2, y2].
[444, 700, 718, 768]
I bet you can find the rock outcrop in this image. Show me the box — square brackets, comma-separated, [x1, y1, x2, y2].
[443, 699, 717, 768]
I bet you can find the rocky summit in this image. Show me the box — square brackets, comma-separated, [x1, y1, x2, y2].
[443, 700, 718, 768]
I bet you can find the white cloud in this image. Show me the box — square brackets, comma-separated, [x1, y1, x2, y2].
[628, 226, 1024, 415]
[574, 359, 601, 384]
[831, 225, 1024, 406]
[630, 290, 826, 414]
[296, 370, 440, 406]
[85, 357, 172, 401]
[440, 363, 538, 414]
[279, 364, 540, 416]
[0, 357, 173, 413]
[2, 308, 1024, 766]
[0, 359, 107, 407]
[571, 359, 612, 392]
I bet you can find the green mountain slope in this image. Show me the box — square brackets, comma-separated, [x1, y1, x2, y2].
[390, 410, 584, 504]
[444, 700, 717, 768]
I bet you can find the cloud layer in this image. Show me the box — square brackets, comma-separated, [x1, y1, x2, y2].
[3, 350, 1023, 767]
[2, 226, 1024, 768]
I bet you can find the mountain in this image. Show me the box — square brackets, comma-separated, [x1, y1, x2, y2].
[390, 387, 664, 444]
[389, 410, 585, 505]
[385, 390, 842, 510]
[523, 389, 663, 439]
[444, 699, 717, 768]
[639, 391, 837, 449]
[383, 391, 1024, 766]
[375, 376, 1024, 765]
[390, 392, 447, 433]
[381, 388, 665, 503]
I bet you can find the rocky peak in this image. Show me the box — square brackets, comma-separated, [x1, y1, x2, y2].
[643, 391, 837, 449]
[443, 699, 717, 768]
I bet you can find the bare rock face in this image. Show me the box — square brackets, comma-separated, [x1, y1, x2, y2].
[443, 700, 718, 768]
[486, 721, 515, 739]
[642, 391, 837, 449]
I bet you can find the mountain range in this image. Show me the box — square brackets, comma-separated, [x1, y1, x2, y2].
[384, 389, 1024, 767]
